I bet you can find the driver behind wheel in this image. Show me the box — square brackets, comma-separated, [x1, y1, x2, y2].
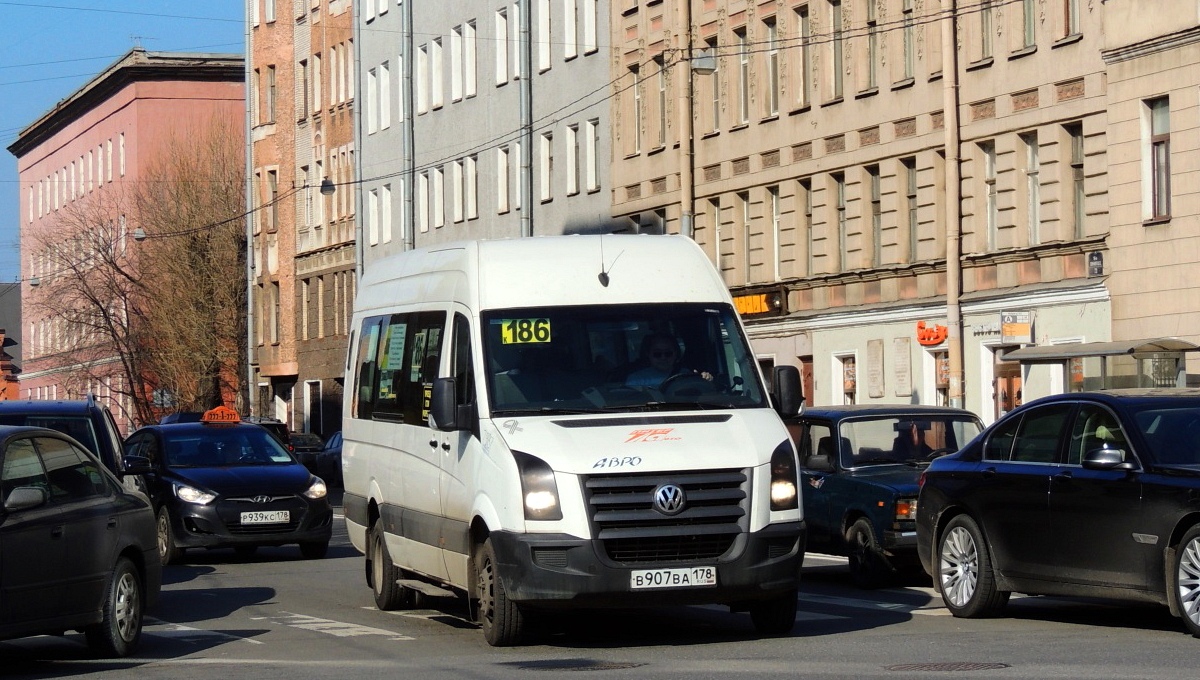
[625, 332, 713, 389]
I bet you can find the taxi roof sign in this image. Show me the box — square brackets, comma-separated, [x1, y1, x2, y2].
[201, 406, 241, 424]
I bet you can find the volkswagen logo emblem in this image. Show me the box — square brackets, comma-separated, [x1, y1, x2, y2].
[252, 495, 272, 504]
[652, 484, 686, 516]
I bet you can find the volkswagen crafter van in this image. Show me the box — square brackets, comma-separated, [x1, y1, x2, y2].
[342, 234, 805, 645]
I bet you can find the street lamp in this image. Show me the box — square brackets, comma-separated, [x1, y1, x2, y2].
[319, 177, 335, 196]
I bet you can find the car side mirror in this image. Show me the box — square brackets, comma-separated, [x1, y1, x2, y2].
[1081, 446, 1136, 471]
[122, 454, 155, 476]
[4, 486, 48, 512]
[806, 453, 835, 473]
[771, 366, 804, 418]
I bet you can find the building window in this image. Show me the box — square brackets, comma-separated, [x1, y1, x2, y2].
[564, 0, 577, 59]
[797, 6, 812, 108]
[736, 29, 750, 124]
[768, 185, 781, 280]
[1064, 0, 1080, 37]
[540, 132, 553, 202]
[267, 170, 279, 232]
[708, 198, 723, 273]
[865, 0, 878, 89]
[841, 355, 857, 404]
[834, 173, 846, 272]
[739, 191, 752, 283]
[868, 166, 881, 267]
[765, 17, 779, 116]
[902, 0, 914, 79]
[800, 178, 813, 275]
[368, 188, 380, 245]
[381, 184, 392, 243]
[266, 65, 277, 123]
[452, 160, 464, 222]
[464, 21, 477, 97]
[1067, 123, 1084, 238]
[418, 172, 430, 232]
[495, 9, 509, 85]
[982, 141, 997, 250]
[980, 0, 993, 60]
[631, 65, 642, 154]
[379, 62, 390, 129]
[431, 38, 444, 108]
[466, 155, 478, 219]
[903, 157, 918, 262]
[497, 146, 510, 213]
[583, 0, 597, 53]
[271, 282, 281, 344]
[585, 118, 599, 191]
[417, 43, 429, 113]
[1148, 97, 1171, 221]
[538, 0, 551, 72]
[1022, 132, 1040, 245]
[367, 68, 378, 133]
[830, 0, 843, 99]
[433, 165, 445, 227]
[298, 59, 309, 119]
[656, 56, 668, 147]
[707, 37, 720, 131]
[1022, 0, 1036, 47]
[566, 124, 579, 195]
[451, 25, 464, 102]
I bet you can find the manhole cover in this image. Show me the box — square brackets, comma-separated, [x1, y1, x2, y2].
[512, 659, 647, 672]
[886, 662, 1012, 672]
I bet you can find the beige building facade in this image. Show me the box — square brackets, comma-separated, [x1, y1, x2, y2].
[248, 0, 356, 437]
[610, 0, 1200, 422]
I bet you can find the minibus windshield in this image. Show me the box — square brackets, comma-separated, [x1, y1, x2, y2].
[482, 303, 768, 414]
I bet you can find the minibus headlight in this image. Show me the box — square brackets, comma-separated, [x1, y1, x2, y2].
[769, 441, 799, 511]
[304, 478, 328, 500]
[174, 483, 216, 505]
[513, 451, 562, 521]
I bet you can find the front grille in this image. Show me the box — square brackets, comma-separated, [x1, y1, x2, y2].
[584, 469, 748, 565]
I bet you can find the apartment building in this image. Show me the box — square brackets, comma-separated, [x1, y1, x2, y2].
[356, 0, 618, 265]
[613, 0, 1128, 422]
[248, 0, 357, 437]
[9, 49, 243, 433]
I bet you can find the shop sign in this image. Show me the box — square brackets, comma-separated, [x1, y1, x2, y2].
[732, 289, 786, 318]
[1001, 311, 1033, 344]
[916, 320, 948, 346]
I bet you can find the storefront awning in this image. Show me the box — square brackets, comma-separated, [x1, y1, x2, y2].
[1001, 338, 1200, 363]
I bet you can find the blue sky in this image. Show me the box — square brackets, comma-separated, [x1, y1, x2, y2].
[0, 0, 246, 284]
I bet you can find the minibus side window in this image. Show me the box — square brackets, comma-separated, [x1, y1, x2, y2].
[353, 316, 386, 419]
[371, 311, 446, 424]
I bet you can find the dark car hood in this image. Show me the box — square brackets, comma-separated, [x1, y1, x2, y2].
[843, 465, 923, 494]
[169, 464, 314, 495]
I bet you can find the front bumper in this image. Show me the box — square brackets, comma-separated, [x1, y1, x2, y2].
[167, 496, 334, 549]
[488, 520, 805, 608]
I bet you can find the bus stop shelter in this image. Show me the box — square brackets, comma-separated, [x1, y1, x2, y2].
[1002, 338, 1200, 390]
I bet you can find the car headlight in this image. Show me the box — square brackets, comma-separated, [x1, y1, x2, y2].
[770, 440, 799, 511]
[304, 478, 328, 500]
[513, 451, 562, 521]
[174, 484, 216, 505]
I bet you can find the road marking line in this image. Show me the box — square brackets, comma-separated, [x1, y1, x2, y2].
[799, 593, 950, 616]
[144, 618, 264, 644]
[258, 612, 414, 640]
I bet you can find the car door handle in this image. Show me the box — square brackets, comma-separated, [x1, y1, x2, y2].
[429, 439, 438, 448]
[107, 516, 118, 529]
[51, 525, 65, 539]
[1054, 470, 1074, 481]
[982, 467, 997, 478]
[441, 441, 451, 451]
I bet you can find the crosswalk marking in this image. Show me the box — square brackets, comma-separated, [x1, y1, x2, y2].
[144, 618, 264, 644]
[799, 592, 951, 616]
[254, 612, 414, 640]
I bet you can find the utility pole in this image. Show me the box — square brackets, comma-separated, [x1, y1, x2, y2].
[943, 0, 964, 409]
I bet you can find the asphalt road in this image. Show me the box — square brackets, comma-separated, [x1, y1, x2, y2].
[3, 494, 1198, 679]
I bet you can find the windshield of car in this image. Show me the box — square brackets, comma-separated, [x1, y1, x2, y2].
[161, 427, 295, 467]
[0, 415, 100, 457]
[1132, 405, 1200, 465]
[291, 433, 323, 448]
[480, 303, 768, 414]
[838, 415, 983, 468]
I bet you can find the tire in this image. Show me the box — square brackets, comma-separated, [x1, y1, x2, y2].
[369, 522, 413, 610]
[748, 589, 798, 635]
[846, 518, 894, 589]
[300, 541, 329, 559]
[1173, 525, 1200, 637]
[474, 538, 525, 646]
[84, 557, 143, 658]
[156, 507, 183, 566]
[937, 514, 1009, 618]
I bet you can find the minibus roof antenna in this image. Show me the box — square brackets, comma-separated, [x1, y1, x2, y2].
[597, 236, 623, 287]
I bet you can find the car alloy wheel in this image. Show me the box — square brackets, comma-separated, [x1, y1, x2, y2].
[1175, 525, 1200, 636]
[939, 525, 979, 608]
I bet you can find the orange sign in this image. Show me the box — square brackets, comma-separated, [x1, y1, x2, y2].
[734, 293, 771, 315]
[201, 405, 241, 423]
[916, 321, 948, 346]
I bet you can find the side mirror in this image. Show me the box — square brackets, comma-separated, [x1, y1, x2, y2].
[771, 366, 804, 418]
[4, 486, 48, 512]
[806, 453, 835, 473]
[122, 454, 155, 476]
[430, 378, 460, 432]
[1081, 446, 1136, 471]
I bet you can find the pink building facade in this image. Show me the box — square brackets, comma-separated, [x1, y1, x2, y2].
[8, 49, 244, 434]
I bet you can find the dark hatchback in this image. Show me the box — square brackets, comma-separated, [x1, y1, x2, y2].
[917, 388, 1200, 636]
[0, 425, 160, 657]
[123, 407, 333, 565]
[787, 405, 982, 587]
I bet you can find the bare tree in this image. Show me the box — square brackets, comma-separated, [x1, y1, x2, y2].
[28, 118, 246, 425]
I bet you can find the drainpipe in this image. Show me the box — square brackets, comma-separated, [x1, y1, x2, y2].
[677, 0, 694, 238]
[520, 0, 533, 237]
[244, 2, 256, 416]
[943, 0, 964, 409]
[403, 0, 415, 251]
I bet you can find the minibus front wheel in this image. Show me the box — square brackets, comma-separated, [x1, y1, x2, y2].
[475, 538, 526, 646]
